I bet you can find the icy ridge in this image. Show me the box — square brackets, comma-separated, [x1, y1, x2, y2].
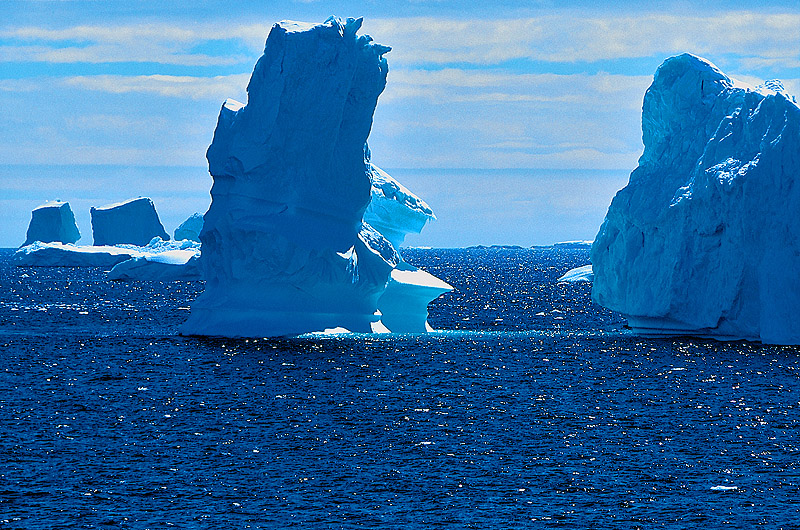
[592, 53, 800, 344]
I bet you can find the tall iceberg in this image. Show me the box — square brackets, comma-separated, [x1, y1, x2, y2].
[22, 200, 81, 246]
[182, 17, 450, 338]
[592, 53, 800, 345]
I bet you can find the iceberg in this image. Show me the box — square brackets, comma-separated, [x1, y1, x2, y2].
[91, 197, 169, 246]
[108, 250, 201, 281]
[557, 265, 593, 283]
[182, 17, 450, 338]
[174, 213, 203, 242]
[15, 237, 201, 278]
[15, 241, 144, 268]
[592, 53, 800, 344]
[22, 200, 81, 246]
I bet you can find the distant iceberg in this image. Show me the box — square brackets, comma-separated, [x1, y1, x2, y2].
[181, 17, 450, 338]
[15, 237, 201, 276]
[592, 54, 800, 344]
[91, 197, 169, 246]
[22, 200, 81, 247]
[174, 213, 203, 242]
[15, 241, 145, 268]
[108, 247, 201, 281]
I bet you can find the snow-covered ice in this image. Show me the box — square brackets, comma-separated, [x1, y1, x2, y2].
[108, 249, 201, 281]
[181, 17, 450, 338]
[15, 241, 144, 268]
[16, 237, 201, 279]
[592, 53, 800, 345]
[22, 200, 81, 247]
[91, 197, 169, 246]
[377, 263, 453, 332]
[174, 213, 203, 242]
[364, 163, 435, 249]
[553, 240, 593, 249]
[557, 264, 593, 283]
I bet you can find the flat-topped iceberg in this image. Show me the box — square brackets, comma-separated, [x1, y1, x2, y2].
[15, 237, 201, 275]
[91, 197, 169, 246]
[15, 241, 145, 268]
[182, 17, 450, 338]
[592, 53, 800, 344]
[22, 200, 81, 246]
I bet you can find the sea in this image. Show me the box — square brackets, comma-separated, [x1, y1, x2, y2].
[2, 246, 800, 529]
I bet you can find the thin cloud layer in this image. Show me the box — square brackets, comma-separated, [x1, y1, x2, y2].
[63, 74, 250, 100]
[2, 13, 798, 72]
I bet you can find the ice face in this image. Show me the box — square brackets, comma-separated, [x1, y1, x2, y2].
[592, 53, 800, 345]
[91, 197, 169, 246]
[22, 200, 81, 247]
[174, 213, 204, 242]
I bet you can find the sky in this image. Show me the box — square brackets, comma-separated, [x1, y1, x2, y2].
[1, 0, 799, 247]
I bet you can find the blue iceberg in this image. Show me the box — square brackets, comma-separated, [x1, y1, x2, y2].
[182, 17, 450, 338]
[592, 54, 800, 344]
[22, 200, 81, 246]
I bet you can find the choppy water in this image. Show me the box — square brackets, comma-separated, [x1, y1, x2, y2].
[2, 247, 800, 529]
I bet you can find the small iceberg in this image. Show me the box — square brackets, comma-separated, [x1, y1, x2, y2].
[557, 264, 593, 283]
[709, 485, 738, 492]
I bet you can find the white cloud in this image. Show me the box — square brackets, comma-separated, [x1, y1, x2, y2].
[2, 12, 798, 71]
[382, 68, 653, 109]
[62, 73, 250, 100]
[364, 13, 800, 69]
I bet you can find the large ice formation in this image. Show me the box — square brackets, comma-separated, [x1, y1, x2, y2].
[22, 200, 81, 246]
[15, 241, 144, 268]
[91, 197, 169, 246]
[182, 17, 450, 337]
[15, 237, 201, 275]
[174, 213, 203, 242]
[592, 53, 800, 344]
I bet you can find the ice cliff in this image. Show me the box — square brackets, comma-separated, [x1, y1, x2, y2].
[22, 200, 81, 246]
[592, 53, 800, 344]
[91, 197, 169, 246]
[182, 17, 450, 338]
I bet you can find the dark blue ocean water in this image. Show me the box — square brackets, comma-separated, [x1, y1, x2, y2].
[2, 247, 800, 529]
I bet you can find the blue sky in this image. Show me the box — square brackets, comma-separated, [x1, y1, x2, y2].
[1, 0, 799, 247]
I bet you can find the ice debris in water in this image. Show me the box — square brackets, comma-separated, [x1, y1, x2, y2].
[181, 17, 450, 338]
[592, 53, 800, 345]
